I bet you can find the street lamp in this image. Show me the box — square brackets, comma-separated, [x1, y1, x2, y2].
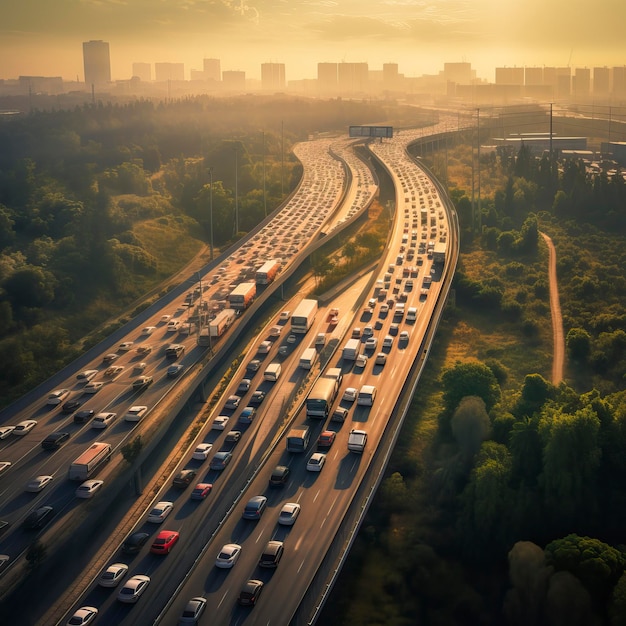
[208, 166, 214, 260]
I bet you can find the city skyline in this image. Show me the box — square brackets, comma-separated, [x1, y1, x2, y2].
[1, 0, 625, 83]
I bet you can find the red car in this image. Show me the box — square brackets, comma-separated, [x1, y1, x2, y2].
[191, 483, 213, 500]
[317, 430, 336, 450]
[150, 530, 180, 555]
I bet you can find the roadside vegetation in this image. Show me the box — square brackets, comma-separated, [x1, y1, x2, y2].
[322, 137, 626, 625]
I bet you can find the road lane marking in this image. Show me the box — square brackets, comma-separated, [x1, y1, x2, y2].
[313, 489, 320, 502]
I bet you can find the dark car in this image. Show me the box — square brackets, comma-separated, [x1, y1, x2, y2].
[238, 579, 264, 606]
[73, 409, 95, 424]
[61, 399, 82, 414]
[41, 431, 71, 451]
[179, 596, 207, 624]
[209, 451, 232, 471]
[249, 390, 266, 405]
[172, 469, 197, 489]
[121, 531, 150, 554]
[269, 465, 290, 487]
[242, 495, 267, 520]
[259, 540, 284, 568]
[22, 505, 54, 530]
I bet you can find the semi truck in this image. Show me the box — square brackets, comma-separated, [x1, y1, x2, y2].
[286, 426, 310, 453]
[209, 308, 236, 338]
[291, 299, 318, 334]
[228, 282, 256, 310]
[68, 442, 112, 481]
[342, 338, 360, 361]
[255, 260, 280, 285]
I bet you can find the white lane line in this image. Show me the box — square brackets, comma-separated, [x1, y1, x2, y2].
[217, 590, 229, 609]
[298, 558, 306, 573]
[313, 489, 321, 503]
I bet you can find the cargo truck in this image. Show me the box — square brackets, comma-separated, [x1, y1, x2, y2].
[299, 347, 318, 370]
[209, 308, 236, 338]
[342, 338, 360, 361]
[228, 282, 256, 310]
[68, 442, 112, 481]
[291, 299, 318, 334]
[255, 260, 280, 285]
[286, 426, 310, 453]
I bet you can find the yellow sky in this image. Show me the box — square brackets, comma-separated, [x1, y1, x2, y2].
[1, 0, 624, 81]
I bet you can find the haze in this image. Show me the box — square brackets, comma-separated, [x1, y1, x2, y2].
[2, 0, 624, 81]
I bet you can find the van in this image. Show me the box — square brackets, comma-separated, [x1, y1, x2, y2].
[299, 348, 318, 370]
[357, 385, 377, 406]
[406, 307, 418, 323]
[264, 363, 281, 382]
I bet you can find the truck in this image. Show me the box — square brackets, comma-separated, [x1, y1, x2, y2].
[228, 282, 256, 310]
[291, 299, 318, 334]
[299, 347, 318, 370]
[306, 375, 340, 418]
[433, 241, 446, 264]
[348, 429, 368, 453]
[264, 362, 282, 382]
[357, 384, 377, 406]
[209, 308, 236, 338]
[68, 442, 112, 481]
[342, 338, 360, 361]
[286, 425, 310, 453]
[255, 260, 280, 285]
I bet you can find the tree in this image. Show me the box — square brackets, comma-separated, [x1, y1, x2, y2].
[567, 327, 591, 362]
[441, 361, 501, 416]
[451, 396, 491, 462]
[515, 373, 555, 417]
[3, 265, 56, 311]
[509, 416, 543, 487]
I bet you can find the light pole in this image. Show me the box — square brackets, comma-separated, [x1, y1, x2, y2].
[234, 146, 239, 237]
[208, 166, 214, 260]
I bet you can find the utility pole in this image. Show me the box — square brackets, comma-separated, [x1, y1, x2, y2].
[234, 146, 239, 236]
[262, 131, 267, 217]
[208, 167, 214, 260]
[281, 120, 284, 197]
[477, 107, 481, 230]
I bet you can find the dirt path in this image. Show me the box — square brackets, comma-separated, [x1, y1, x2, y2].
[540, 231, 564, 384]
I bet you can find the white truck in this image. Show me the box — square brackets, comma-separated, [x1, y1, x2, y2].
[347, 429, 368, 453]
[299, 347, 318, 370]
[342, 338, 360, 361]
[291, 299, 318, 334]
[209, 308, 236, 338]
[264, 362, 282, 382]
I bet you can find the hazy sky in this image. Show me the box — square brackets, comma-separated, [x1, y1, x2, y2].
[1, 0, 624, 82]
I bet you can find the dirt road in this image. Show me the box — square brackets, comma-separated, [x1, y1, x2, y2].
[541, 231, 564, 384]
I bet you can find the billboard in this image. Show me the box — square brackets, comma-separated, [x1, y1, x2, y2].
[349, 125, 393, 139]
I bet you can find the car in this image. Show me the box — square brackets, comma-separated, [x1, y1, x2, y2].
[278, 502, 301, 526]
[66, 606, 98, 626]
[41, 431, 70, 450]
[102, 353, 118, 364]
[278, 345, 289, 356]
[342, 387, 358, 403]
[92, 412, 116, 429]
[76, 370, 98, 383]
[117, 574, 150, 603]
[83, 381, 103, 394]
[269, 465, 290, 487]
[173, 469, 196, 489]
[140, 326, 156, 335]
[13, 420, 37, 436]
[124, 405, 148, 422]
[0, 461, 11, 476]
[355, 353, 368, 368]
[236, 379, 251, 395]
[167, 363, 184, 377]
[365, 337, 378, 350]
[165, 344, 185, 359]
[179, 596, 207, 624]
[118, 341, 134, 351]
[75, 479, 104, 499]
[160, 314, 171, 323]
[329, 307, 339, 317]
[211, 416, 229, 431]
[136, 344, 153, 356]
[380, 304, 389, 315]
[147, 501, 173, 523]
[306, 452, 326, 472]
[104, 365, 124, 377]
[375, 352, 387, 366]
[242, 495, 268, 520]
[26, 475, 53, 492]
[98, 563, 129, 588]
[46, 389, 70, 405]
[134, 361, 147, 372]
[389, 323, 400, 336]
[224, 395, 240, 410]
[247, 359, 261, 372]
[209, 451, 232, 471]
[190, 483, 213, 500]
[269, 325, 282, 338]
[351, 327, 361, 339]
[362, 325, 373, 337]
[259, 540, 284, 568]
[238, 579, 264, 606]
[400, 330, 410, 342]
[250, 390, 266, 405]
[238, 406, 256, 424]
[73, 409, 94, 424]
[62, 399, 83, 414]
[331, 407, 348, 422]
[225, 430, 242, 444]
[192, 443, 213, 461]
[279, 310, 291, 322]
[287, 334, 297, 344]
[132, 375, 153, 391]
[317, 430, 336, 449]
[215, 543, 242, 568]
[150, 530, 180, 554]
[315, 332, 326, 346]
[121, 531, 150, 554]
[257, 340, 272, 354]
[0, 426, 14, 439]
[22, 505, 54, 529]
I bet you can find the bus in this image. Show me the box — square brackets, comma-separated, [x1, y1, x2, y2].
[68, 442, 112, 481]
[255, 260, 280, 285]
[306, 375, 340, 418]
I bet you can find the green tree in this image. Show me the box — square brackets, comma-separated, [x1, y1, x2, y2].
[451, 395, 491, 462]
[567, 327, 592, 362]
[441, 361, 501, 416]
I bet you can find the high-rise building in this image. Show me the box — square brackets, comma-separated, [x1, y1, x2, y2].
[222, 70, 246, 91]
[203, 58, 221, 82]
[593, 67, 610, 96]
[83, 40, 111, 86]
[383, 63, 400, 91]
[155, 63, 185, 82]
[495, 67, 524, 85]
[524, 67, 543, 86]
[612, 66, 626, 98]
[261, 63, 286, 91]
[132, 62, 151, 82]
[573, 67, 591, 98]
[443, 62, 473, 85]
[337, 62, 368, 94]
[317, 63, 338, 95]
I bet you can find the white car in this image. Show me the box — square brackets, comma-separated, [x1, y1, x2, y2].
[215, 543, 242, 569]
[140, 326, 156, 335]
[91, 412, 116, 429]
[83, 381, 103, 394]
[192, 443, 213, 460]
[76, 370, 98, 383]
[247, 359, 261, 372]
[75, 479, 104, 499]
[278, 502, 301, 526]
[399, 330, 410, 342]
[124, 405, 148, 422]
[66, 606, 98, 625]
[166, 320, 181, 332]
[269, 325, 282, 337]
[0, 461, 11, 476]
[98, 563, 129, 588]
[224, 395, 240, 410]
[315, 333, 326, 346]
[26, 475, 53, 492]
[117, 574, 150, 603]
[211, 416, 229, 431]
[0, 426, 14, 439]
[134, 362, 147, 372]
[279, 310, 291, 322]
[375, 352, 387, 366]
[365, 337, 378, 350]
[13, 420, 37, 436]
[382, 335, 394, 348]
[46, 389, 70, 405]
[355, 354, 368, 368]
[147, 501, 173, 523]
[258, 340, 272, 353]
[159, 314, 171, 323]
[306, 452, 326, 472]
[342, 387, 358, 403]
[118, 341, 134, 351]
